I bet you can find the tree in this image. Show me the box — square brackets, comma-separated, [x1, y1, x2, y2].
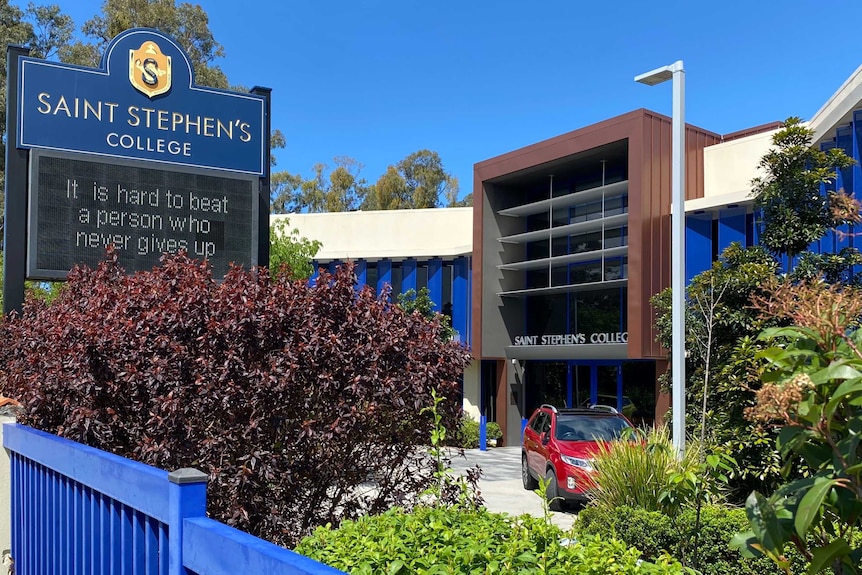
[752, 117, 856, 266]
[65, 0, 228, 88]
[279, 157, 367, 213]
[269, 218, 321, 280]
[364, 166, 411, 210]
[652, 243, 783, 500]
[398, 287, 455, 342]
[0, 251, 472, 547]
[362, 150, 460, 211]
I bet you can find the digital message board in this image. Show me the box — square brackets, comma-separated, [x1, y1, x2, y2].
[28, 151, 258, 279]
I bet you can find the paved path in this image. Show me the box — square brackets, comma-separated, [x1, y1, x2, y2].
[446, 446, 577, 531]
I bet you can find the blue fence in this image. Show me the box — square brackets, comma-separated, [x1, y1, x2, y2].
[2, 423, 344, 575]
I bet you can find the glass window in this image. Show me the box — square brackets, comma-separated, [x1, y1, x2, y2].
[604, 257, 627, 281]
[417, 265, 428, 292]
[554, 414, 630, 441]
[605, 226, 628, 248]
[366, 265, 378, 296]
[527, 239, 549, 260]
[551, 265, 568, 287]
[570, 230, 602, 253]
[442, 265, 453, 309]
[526, 294, 567, 336]
[571, 288, 626, 335]
[391, 266, 402, 297]
[552, 206, 569, 227]
[527, 269, 549, 289]
[572, 200, 603, 222]
[604, 194, 628, 216]
[570, 261, 602, 284]
[552, 236, 569, 257]
[526, 212, 549, 233]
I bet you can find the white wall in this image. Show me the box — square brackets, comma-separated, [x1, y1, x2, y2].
[687, 130, 776, 213]
[461, 361, 480, 421]
[272, 208, 472, 261]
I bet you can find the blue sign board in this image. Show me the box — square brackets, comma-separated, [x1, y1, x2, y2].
[17, 28, 265, 175]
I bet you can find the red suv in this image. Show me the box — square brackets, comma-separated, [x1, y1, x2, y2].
[522, 404, 632, 510]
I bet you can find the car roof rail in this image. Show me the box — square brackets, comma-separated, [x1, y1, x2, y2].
[540, 404, 558, 413]
[588, 404, 619, 414]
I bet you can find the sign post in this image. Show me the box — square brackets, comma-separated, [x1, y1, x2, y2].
[3, 28, 270, 314]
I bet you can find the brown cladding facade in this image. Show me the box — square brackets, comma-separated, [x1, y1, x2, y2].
[472, 108, 720, 371]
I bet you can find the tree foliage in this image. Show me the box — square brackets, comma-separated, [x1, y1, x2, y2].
[732, 280, 862, 574]
[272, 149, 466, 213]
[269, 218, 321, 280]
[652, 243, 786, 500]
[363, 149, 460, 211]
[67, 0, 228, 88]
[0, 250, 471, 546]
[398, 287, 455, 342]
[752, 117, 857, 263]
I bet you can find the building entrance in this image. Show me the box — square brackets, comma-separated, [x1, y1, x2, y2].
[523, 360, 655, 426]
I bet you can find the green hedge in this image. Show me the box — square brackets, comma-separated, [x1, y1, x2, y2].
[452, 418, 502, 449]
[296, 505, 689, 574]
[576, 504, 803, 575]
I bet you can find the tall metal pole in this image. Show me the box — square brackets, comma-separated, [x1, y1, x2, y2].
[4, 45, 30, 316]
[670, 61, 686, 457]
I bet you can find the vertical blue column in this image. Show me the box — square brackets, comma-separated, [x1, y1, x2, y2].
[427, 258, 443, 312]
[377, 259, 392, 295]
[589, 363, 598, 405]
[308, 261, 320, 286]
[355, 260, 367, 291]
[566, 363, 573, 408]
[717, 208, 746, 253]
[327, 261, 338, 276]
[402, 259, 417, 294]
[452, 257, 468, 345]
[685, 213, 712, 282]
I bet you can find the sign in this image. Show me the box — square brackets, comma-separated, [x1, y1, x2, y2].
[513, 332, 628, 346]
[17, 28, 265, 175]
[28, 151, 258, 279]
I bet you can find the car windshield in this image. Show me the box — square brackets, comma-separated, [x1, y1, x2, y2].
[554, 414, 631, 441]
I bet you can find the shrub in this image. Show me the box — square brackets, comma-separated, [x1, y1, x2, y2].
[296, 505, 690, 574]
[0, 250, 472, 547]
[590, 426, 724, 516]
[452, 418, 503, 448]
[577, 504, 801, 575]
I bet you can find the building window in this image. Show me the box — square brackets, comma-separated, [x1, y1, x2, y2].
[570, 288, 627, 335]
[417, 265, 428, 292]
[366, 265, 378, 296]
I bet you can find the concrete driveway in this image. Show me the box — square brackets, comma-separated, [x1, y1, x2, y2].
[447, 446, 576, 531]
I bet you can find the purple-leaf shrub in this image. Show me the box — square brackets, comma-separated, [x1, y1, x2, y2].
[0, 248, 471, 546]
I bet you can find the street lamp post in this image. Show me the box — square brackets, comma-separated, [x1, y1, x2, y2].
[635, 60, 686, 457]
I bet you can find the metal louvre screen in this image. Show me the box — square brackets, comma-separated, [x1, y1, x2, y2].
[10, 452, 169, 574]
[28, 152, 257, 280]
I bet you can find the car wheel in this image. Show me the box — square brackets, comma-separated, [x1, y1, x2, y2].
[522, 453, 538, 490]
[545, 467, 563, 512]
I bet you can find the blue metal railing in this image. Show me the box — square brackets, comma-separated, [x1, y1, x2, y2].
[3, 423, 344, 575]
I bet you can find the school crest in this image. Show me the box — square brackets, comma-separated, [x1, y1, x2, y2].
[129, 40, 171, 98]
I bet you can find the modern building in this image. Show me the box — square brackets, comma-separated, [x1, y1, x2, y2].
[278, 63, 862, 448]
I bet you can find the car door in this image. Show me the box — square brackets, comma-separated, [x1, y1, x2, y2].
[534, 412, 553, 473]
[524, 411, 547, 476]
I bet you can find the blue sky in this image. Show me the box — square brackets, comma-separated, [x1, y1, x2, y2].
[58, 0, 862, 203]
